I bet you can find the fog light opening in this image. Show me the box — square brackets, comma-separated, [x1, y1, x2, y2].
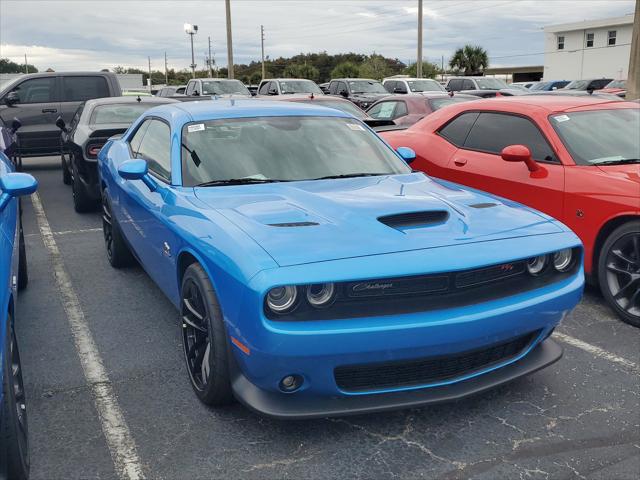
[279, 374, 303, 393]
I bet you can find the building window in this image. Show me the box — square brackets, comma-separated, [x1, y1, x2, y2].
[557, 35, 565, 50]
[608, 30, 616, 46]
[586, 32, 594, 48]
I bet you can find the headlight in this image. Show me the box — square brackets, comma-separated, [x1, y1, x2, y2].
[553, 248, 574, 272]
[266, 286, 298, 313]
[306, 283, 336, 308]
[527, 255, 549, 276]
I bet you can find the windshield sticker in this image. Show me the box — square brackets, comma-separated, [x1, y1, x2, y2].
[347, 123, 366, 131]
[554, 115, 570, 123]
[188, 123, 205, 133]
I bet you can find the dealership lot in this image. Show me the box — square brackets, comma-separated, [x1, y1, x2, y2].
[15, 156, 639, 480]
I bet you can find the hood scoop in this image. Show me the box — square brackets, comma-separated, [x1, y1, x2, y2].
[378, 210, 449, 230]
[267, 221, 319, 227]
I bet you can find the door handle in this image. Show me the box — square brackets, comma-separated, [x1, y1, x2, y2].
[42, 108, 57, 113]
[454, 158, 467, 166]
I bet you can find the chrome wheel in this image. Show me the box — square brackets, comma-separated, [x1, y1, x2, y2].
[605, 232, 640, 318]
[181, 278, 212, 391]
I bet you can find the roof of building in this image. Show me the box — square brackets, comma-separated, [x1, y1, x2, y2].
[544, 14, 634, 33]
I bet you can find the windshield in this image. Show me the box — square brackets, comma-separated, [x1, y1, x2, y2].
[475, 78, 509, 90]
[407, 80, 444, 92]
[201, 80, 250, 96]
[348, 80, 387, 94]
[550, 109, 640, 165]
[564, 80, 590, 90]
[90, 103, 160, 125]
[278, 80, 322, 94]
[429, 96, 478, 111]
[298, 99, 366, 119]
[606, 80, 626, 89]
[181, 116, 410, 186]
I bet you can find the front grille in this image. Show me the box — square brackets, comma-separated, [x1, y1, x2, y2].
[334, 330, 540, 392]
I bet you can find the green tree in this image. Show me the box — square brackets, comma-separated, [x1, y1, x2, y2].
[331, 61, 360, 79]
[358, 54, 391, 80]
[0, 58, 38, 73]
[283, 63, 320, 81]
[448, 45, 489, 76]
[404, 62, 440, 79]
[249, 71, 263, 85]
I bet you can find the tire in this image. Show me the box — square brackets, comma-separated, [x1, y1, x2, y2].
[597, 221, 640, 328]
[101, 190, 134, 268]
[71, 158, 96, 213]
[181, 263, 234, 406]
[0, 313, 30, 480]
[61, 154, 71, 185]
[17, 223, 28, 291]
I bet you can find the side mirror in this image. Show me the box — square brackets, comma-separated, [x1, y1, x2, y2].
[268, 88, 278, 95]
[4, 91, 19, 106]
[55, 116, 67, 132]
[10, 117, 21, 133]
[551, 86, 558, 90]
[193, 90, 200, 96]
[0, 173, 38, 213]
[396, 146, 416, 164]
[445, 86, 451, 92]
[339, 90, 348, 98]
[501, 144, 538, 172]
[393, 87, 407, 94]
[118, 159, 157, 191]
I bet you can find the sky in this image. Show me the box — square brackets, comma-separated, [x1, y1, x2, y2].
[0, 0, 636, 72]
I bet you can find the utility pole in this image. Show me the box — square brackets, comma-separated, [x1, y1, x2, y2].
[148, 56, 152, 93]
[225, 0, 234, 79]
[441, 55, 444, 82]
[164, 51, 168, 85]
[417, 0, 423, 78]
[627, 0, 639, 100]
[208, 36, 214, 77]
[24, 53, 28, 73]
[184, 23, 198, 79]
[261, 25, 266, 80]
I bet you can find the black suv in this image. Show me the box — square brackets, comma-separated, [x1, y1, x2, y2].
[327, 78, 390, 109]
[0, 72, 121, 157]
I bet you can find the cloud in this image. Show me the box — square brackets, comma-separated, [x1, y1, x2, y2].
[0, 0, 635, 71]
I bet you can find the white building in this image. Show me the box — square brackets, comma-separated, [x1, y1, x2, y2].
[543, 14, 634, 81]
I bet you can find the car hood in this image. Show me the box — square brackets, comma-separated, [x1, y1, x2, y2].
[194, 173, 563, 267]
[596, 164, 640, 187]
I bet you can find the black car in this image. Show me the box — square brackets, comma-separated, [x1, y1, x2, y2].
[57, 96, 176, 212]
[327, 78, 391, 109]
[0, 72, 122, 157]
[562, 78, 614, 92]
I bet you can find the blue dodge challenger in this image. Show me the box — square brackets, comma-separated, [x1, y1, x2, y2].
[98, 100, 584, 418]
[0, 122, 37, 478]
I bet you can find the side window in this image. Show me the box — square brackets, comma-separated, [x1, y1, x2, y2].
[258, 81, 270, 95]
[462, 79, 475, 90]
[394, 101, 408, 118]
[192, 81, 201, 95]
[447, 79, 462, 91]
[395, 82, 408, 94]
[328, 81, 338, 95]
[185, 82, 195, 95]
[62, 76, 109, 102]
[136, 119, 171, 181]
[10, 77, 57, 103]
[337, 81, 348, 95]
[591, 79, 610, 90]
[128, 120, 151, 155]
[69, 104, 84, 131]
[438, 112, 479, 146]
[368, 102, 396, 119]
[383, 81, 395, 93]
[463, 113, 555, 162]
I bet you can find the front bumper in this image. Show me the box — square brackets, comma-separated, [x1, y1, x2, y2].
[230, 338, 562, 419]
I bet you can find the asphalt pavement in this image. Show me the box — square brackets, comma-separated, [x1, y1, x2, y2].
[15, 156, 640, 480]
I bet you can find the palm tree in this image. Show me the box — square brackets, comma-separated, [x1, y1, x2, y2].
[449, 45, 489, 76]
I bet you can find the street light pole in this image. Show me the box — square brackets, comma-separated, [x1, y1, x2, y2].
[225, 0, 234, 79]
[208, 36, 214, 77]
[417, 0, 423, 78]
[184, 23, 198, 79]
[261, 25, 266, 80]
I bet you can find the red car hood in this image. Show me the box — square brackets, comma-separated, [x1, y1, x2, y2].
[596, 164, 640, 184]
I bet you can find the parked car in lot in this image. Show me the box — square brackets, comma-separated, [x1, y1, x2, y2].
[562, 78, 613, 92]
[445, 76, 509, 92]
[327, 78, 389, 109]
[156, 85, 187, 97]
[599, 79, 627, 98]
[98, 100, 583, 418]
[185, 78, 251, 98]
[0, 72, 122, 157]
[380, 96, 639, 326]
[529, 80, 570, 91]
[0, 131, 38, 480]
[257, 78, 323, 96]
[56, 96, 177, 212]
[255, 93, 395, 128]
[509, 81, 538, 89]
[366, 93, 479, 126]
[382, 77, 445, 94]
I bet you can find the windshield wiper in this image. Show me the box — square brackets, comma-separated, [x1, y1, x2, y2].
[312, 172, 389, 180]
[195, 178, 289, 187]
[595, 159, 640, 166]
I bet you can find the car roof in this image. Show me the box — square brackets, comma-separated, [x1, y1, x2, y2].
[147, 99, 351, 122]
[332, 78, 380, 82]
[442, 95, 637, 113]
[83, 96, 178, 108]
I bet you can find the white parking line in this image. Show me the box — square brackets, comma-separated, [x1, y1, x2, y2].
[25, 227, 102, 238]
[554, 332, 640, 373]
[31, 192, 145, 480]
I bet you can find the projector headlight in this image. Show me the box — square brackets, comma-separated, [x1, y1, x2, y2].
[527, 255, 549, 276]
[266, 286, 298, 313]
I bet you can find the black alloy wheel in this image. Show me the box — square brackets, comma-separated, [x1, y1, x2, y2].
[61, 153, 71, 185]
[1, 315, 30, 480]
[71, 159, 96, 213]
[599, 221, 640, 327]
[101, 191, 133, 268]
[180, 263, 233, 406]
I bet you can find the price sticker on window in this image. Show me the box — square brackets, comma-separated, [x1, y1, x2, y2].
[188, 123, 205, 133]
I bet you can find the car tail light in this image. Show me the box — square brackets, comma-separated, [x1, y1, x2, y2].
[86, 144, 104, 158]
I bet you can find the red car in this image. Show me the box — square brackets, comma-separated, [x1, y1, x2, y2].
[365, 93, 479, 126]
[381, 96, 640, 326]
